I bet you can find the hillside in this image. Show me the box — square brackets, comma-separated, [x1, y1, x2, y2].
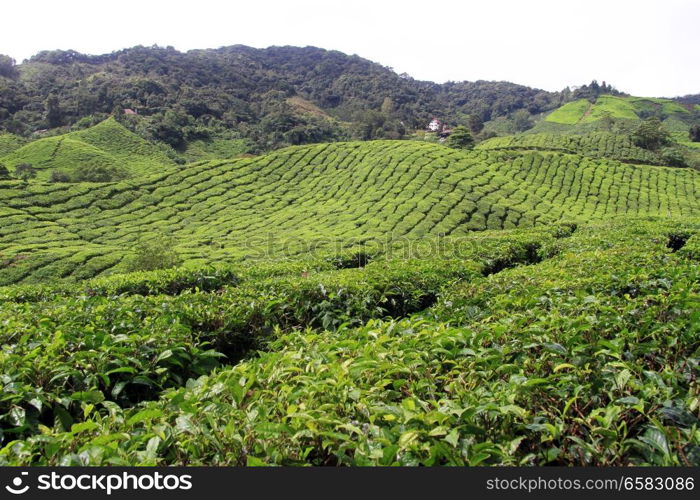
[0, 132, 26, 156]
[500, 93, 700, 169]
[1, 119, 699, 466]
[2, 46, 698, 158]
[535, 94, 697, 136]
[543, 95, 689, 125]
[0, 140, 698, 285]
[0, 118, 175, 180]
[0, 45, 568, 150]
[1, 58, 699, 467]
[477, 132, 670, 165]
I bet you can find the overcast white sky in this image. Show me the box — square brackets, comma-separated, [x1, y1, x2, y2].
[1, 0, 698, 97]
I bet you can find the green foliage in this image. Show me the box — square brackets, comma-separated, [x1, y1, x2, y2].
[467, 114, 484, 134]
[0, 219, 698, 465]
[546, 95, 690, 127]
[0, 110, 699, 467]
[0, 140, 698, 286]
[0, 54, 18, 79]
[49, 170, 71, 183]
[14, 163, 36, 181]
[659, 146, 687, 167]
[0, 118, 174, 180]
[0, 133, 27, 156]
[142, 109, 192, 148]
[446, 126, 474, 149]
[689, 125, 700, 142]
[126, 234, 183, 272]
[44, 93, 63, 128]
[0, 162, 8, 179]
[545, 99, 591, 124]
[633, 117, 672, 150]
[71, 164, 129, 182]
[477, 131, 675, 166]
[182, 137, 251, 162]
[0, 46, 567, 151]
[584, 96, 638, 122]
[512, 109, 533, 132]
[571, 80, 624, 101]
[3, 45, 696, 158]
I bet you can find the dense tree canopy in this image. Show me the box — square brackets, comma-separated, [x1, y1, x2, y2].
[0, 55, 18, 79]
[0, 45, 571, 151]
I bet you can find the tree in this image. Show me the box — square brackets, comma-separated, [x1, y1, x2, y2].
[72, 164, 128, 182]
[632, 117, 671, 150]
[446, 126, 474, 150]
[352, 110, 386, 140]
[380, 97, 395, 115]
[467, 114, 484, 134]
[126, 233, 182, 272]
[0, 162, 9, 179]
[49, 170, 71, 183]
[14, 163, 36, 182]
[512, 109, 533, 132]
[144, 109, 192, 148]
[45, 93, 63, 128]
[599, 111, 615, 132]
[689, 125, 700, 142]
[0, 54, 18, 79]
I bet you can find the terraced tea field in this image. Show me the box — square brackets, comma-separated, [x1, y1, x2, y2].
[477, 132, 668, 165]
[0, 118, 174, 180]
[1, 128, 699, 467]
[1, 140, 698, 285]
[0, 217, 698, 466]
[544, 95, 690, 125]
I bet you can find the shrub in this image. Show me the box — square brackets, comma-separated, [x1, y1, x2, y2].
[660, 147, 687, 167]
[126, 234, 183, 272]
[14, 163, 36, 181]
[446, 126, 474, 150]
[689, 125, 700, 143]
[49, 170, 71, 183]
[632, 117, 671, 150]
[72, 164, 129, 182]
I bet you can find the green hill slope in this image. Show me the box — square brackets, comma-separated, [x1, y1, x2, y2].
[0, 133, 27, 156]
[0, 118, 174, 180]
[477, 132, 667, 165]
[544, 95, 689, 125]
[69, 118, 174, 169]
[0, 140, 698, 285]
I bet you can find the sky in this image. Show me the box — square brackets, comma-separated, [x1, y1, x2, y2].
[1, 0, 698, 97]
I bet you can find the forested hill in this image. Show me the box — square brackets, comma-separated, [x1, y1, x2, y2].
[0, 45, 571, 149]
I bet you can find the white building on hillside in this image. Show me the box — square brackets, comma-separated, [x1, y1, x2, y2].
[427, 118, 441, 132]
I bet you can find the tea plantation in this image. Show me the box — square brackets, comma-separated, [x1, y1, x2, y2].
[477, 132, 669, 165]
[544, 95, 689, 125]
[1, 140, 698, 286]
[0, 132, 699, 465]
[0, 118, 174, 181]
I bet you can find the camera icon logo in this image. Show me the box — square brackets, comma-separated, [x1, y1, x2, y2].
[5, 472, 30, 495]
